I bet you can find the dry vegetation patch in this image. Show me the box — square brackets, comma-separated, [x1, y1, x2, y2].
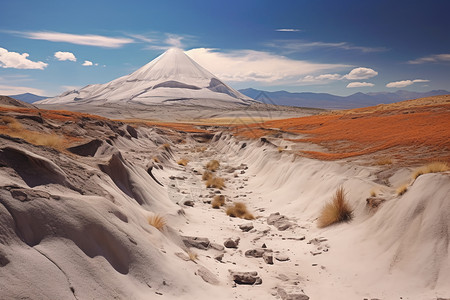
[1, 116, 67, 151]
[206, 176, 225, 189]
[205, 160, 220, 171]
[202, 171, 213, 181]
[148, 214, 166, 231]
[177, 158, 189, 166]
[226, 202, 255, 220]
[412, 161, 449, 180]
[211, 195, 225, 209]
[317, 186, 353, 228]
[396, 184, 408, 196]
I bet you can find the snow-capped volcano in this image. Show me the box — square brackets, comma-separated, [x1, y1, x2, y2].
[37, 48, 252, 106]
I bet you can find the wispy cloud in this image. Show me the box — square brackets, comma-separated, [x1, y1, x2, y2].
[347, 82, 374, 88]
[185, 48, 348, 83]
[0, 84, 46, 95]
[54, 51, 76, 61]
[144, 33, 191, 50]
[275, 29, 301, 32]
[267, 40, 387, 54]
[386, 79, 429, 88]
[408, 53, 450, 64]
[0, 47, 47, 69]
[13, 31, 134, 48]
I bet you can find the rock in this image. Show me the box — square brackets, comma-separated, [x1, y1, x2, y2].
[224, 237, 240, 248]
[229, 270, 262, 285]
[197, 266, 219, 285]
[239, 222, 254, 232]
[275, 253, 290, 261]
[183, 200, 194, 207]
[277, 274, 289, 281]
[262, 251, 273, 264]
[310, 251, 322, 256]
[245, 248, 266, 258]
[182, 236, 210, 250]
[214, 253, 224, 262]
[277, 286, 309, 300]
[210, 243, 224, 251]
[267, 212, 292, 231]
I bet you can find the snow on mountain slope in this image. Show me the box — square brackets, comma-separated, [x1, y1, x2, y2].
[37, 48, 252, 106]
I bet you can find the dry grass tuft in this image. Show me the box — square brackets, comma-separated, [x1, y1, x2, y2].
[226, 202, 255, 220]
[202, 171, 213, 181]
[374, 157, 393, 165]
[177, 158, 189, 166]
[205, 160, 220, 171]
[396, 184, 408, 196]
[317, 186, 353, 228]
[148, 214, 166, 231]
[277, 146, 284, 153]
[370, 189, 377, 197]
[153, 156, 161, 163]
[206, 176, 225, 189]
[211, 195, 225, 209]
[187, 250, 198, 262]
[412, 161, 449, 180]
[195, 146, 207, 152]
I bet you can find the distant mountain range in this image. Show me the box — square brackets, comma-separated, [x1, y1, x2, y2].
[238, 88, 450, 109]
[5, 89, 449, 110]
[8, 93, 48, 103]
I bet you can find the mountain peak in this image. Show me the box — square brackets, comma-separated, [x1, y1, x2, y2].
[37, 48, 252, 106]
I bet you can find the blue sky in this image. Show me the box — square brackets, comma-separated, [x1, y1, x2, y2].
[0, 0, 449, 96]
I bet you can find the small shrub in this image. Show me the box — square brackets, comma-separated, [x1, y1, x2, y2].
[370, 189, 376, 197]
[153, 156, 161, 163]
[226, 202, 255, 220]
[205, 160, 220, 171]
[277, 147, 284, 153]
[202, 171, 213, 181]
[412, 162, 449, 180]
[177, 158, 189, 166]
[148, 214, 166, 231]
[317, 186, 353, 228]
[206, 176, 225, 189]
[396, 184, 408, 196]
[212, 195, 225, 209]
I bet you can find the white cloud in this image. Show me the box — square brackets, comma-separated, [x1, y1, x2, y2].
[346, 82, 374, 88]
[386, 79, 430, 88]
[275, 29, 301, 32]
[268, 40, 387, 54]
[408, 53, 450, 64]
[0, 84, 46, 95]
[344, 67, 378, 80]
[16, 31, 134, 48]
[0, 47, 48, 69]
[54, 51, 76, 61]
[301, 73, 343, 83]
[82, 60, 93, 66]
[185, 48, 348, 83]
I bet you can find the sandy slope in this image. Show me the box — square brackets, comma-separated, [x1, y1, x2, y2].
[0, 107, 449, 299]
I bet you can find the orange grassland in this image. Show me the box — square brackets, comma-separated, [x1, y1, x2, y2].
[232, 95, 450, 164]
